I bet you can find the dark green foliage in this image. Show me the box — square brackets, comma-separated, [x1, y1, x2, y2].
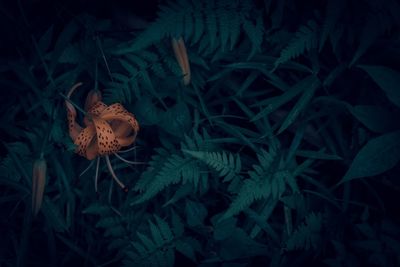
[1, 0, 400, 266]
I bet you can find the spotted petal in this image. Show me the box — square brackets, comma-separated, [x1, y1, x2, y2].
[84, 101, 108, 127]
[92, 117, 121, 155]
[74, 125, 97, 160]
[100, 103, 139, 146]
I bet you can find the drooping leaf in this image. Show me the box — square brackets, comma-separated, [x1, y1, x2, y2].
[358, 65, 400, 108]
[341, 130, 400, 183]
[348, 105, 398, 133]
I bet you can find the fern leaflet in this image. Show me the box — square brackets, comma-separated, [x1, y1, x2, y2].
[285, 212, 323, 251]
[274, 20, 319, 70]
[182, 149, 241, 182]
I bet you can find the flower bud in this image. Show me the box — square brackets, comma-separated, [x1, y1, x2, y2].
[84, 89, 102, 111]
[32, 157, 47, 216]
[172, 37, 191, 86]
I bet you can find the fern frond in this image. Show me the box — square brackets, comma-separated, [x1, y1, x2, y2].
[123, 216, 175, 267]
[222, 142, 299, 220]
[319, 0, 345, 52]
[243, 15, 264, 59]
[182, 150, 241, 182]
[132, 154, 198, 204]
[83, 204, 126, 237]
[118, 0, 260, 56]
[105, 48, 177, 103]
[222, 178, 269, 220]
[285, 212, 323, 251]
[221, 147, 278, 219]
[274, 20, 319, 70]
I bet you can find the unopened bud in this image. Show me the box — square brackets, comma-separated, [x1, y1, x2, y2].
[32, 157, 47, 216]
[84, 89, 102, 111]
[172, 37, 191, 86]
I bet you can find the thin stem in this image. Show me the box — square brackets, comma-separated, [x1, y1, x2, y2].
[59, 92, 87, 116]
[117, 145, 139, 154]
[79, 160, 94, 177]
[94, 157, 100, 192]
[105, 155, 126, 190]
[96, 36, 114, 82]
[113, 152, 146, 165]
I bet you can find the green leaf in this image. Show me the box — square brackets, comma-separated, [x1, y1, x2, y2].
[213, 217, 237, 241]
[37, 25, 54, 54]
[154, 215, 174, 242]
[348, 105, 398, 133]
[358, 65, 400, 108]
[41, 198, 68, 232]
[185, 200, 207, 227]
[296, 150, 342, 160]
[182, 150, 241, 181]
[161, 102, 191, 138]
[286, 212, 322, 251]
[219, 228, 267, 260]
[175, 242, 193, 262]
[277, 76, 320, 134]
[251, 75, 318, 122]
[341, 130, 400, 183]
[134, 97, 161, 125]
[274, 20, 318, 70]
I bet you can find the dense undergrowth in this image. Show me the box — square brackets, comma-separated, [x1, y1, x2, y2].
[1, 0, 400, 266]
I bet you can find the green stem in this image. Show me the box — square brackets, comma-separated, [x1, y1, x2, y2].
[59, 92, 87, 116]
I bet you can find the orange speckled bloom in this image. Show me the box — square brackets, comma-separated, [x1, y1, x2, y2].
[65, 82, 140, 191]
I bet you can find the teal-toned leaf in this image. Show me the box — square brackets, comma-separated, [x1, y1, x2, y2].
[341, 130, 400, 183]
[161, 102, 191, 137]
[171, 210, 184, 236]
[348, 105, 398, 133]
[149, 220, 164, 246]
[185, 200, 207, 227]
[358, 65, 400, 108]
[251, 75, 317, 121]
[219, 228, 267, 260]
[286, 212, 322, 250]
[163, 183, 192, 207]
[82, 203, 110, 215]
[134, 97, 161, 125]
[213, 217, 237, 241]
[176, 239, 196, 261]
[277, 76, 320, 134]
[42, 198, 68, 232]
[154, 215, 174, 242]
[136, 232, 156, 251]
[50, 19, 79, 74]
[296, 150, 342, 160]
[37, 25, 54, 54]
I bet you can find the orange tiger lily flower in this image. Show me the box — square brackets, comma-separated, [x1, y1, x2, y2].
[65, 82, 140, 191]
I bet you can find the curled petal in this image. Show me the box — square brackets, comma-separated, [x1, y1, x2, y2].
[100, 103, 140, 144]
[88, 101, 107, 115]
[116, 135, 136, 147]
[84, 101, 107, 126]
[111, 120, 131, 138]
[74, 125, 97, 160]
[67, 107, 82, 142]
[92, 117, 121, 155]
[84, 137, 99, 160]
